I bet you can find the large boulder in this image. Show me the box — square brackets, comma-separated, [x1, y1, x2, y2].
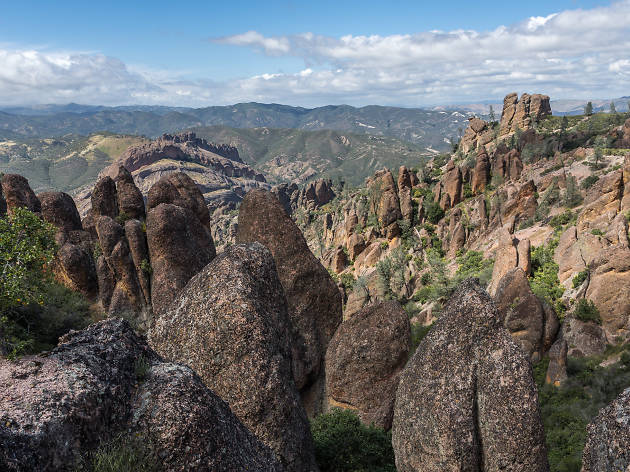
[439, 160, 463, 210]
[582, 387, 630, 471]
[38, 191, 82, 233]
[494, 268, 558, 361]
[236, 189, 342, 417]
[1, 174, 40, 214]
[398, 166, 414, 223]
[392, 279, 548, 472]
[146, 203, 215, 316]
[91, 176, 118, 218]
[115, 165, 145, 220]
[471, 150, 491, 194]
[147, 172, 210, 228]
[373, 169, 403, 239]
[0, 319, 284, 472]
[325, 301, 411, 430]
[150, 243, 317, 472]
[487, 231, 531, 296]
[545, 339, 568, 386]
[559, 317, 607, 358]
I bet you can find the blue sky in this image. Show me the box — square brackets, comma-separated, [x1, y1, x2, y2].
[0, 0, 628, 107]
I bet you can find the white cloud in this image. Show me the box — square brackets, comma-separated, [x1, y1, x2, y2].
[1, 1, 629, 107]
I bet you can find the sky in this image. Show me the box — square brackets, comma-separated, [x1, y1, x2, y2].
[0, 0, 628, 108]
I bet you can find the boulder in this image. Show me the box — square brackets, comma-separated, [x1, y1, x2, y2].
[124, 219, 151, 305]
[54, 242, 98, 299]
[493, 149, 523, 182]
[91, 176, 118, 218]
[346, 232, 366, 260]
[236, 189, 343, 417]
[488, 232, 531, 296]
[326, 301, 411, 430]
[398, 166, 414, 223]
[115, 166, 145, 220]
[1, 174, 40, 214]
[149, 243, 317, 472]
[577, 170, 623, 232]
[494, 268, 558, 362]
[147, 172, 210, 228]
[439, 160, 463, 210]
[0, 319, 284, 472]
[392, 279, 548, 472]
[582, 387, 630, 471]
[300, 178, 335, 209]
[38, 192, 82, 233]
[545, 339, 568, 386]
[560, 317, 607, 357]
[328, 246, 348, 274]
[471, 151, 490, 194]
[146, 203, 216, 316]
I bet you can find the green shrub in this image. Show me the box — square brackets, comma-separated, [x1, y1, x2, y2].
[580, 175, 599, 189]
[530, 240, 565, 316]
[454, 250, 494, 288]
[410, 323, 432, 355]
[311, 409, 396, 472]
[339, 273, 356, 291]
[424, 200, 444, 224]
[591, 229, 604, 236]
[115, 211, 131, 226]
[134, 355, 151, 382]
[550, 211, 576, 232]
[574, 299, 601, 325]
[140, 259, 153, 276]
[572, 270, 588, 289]
[77, 433, 158, 472]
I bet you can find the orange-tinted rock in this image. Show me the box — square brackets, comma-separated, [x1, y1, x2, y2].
[471, 151, 490, 194]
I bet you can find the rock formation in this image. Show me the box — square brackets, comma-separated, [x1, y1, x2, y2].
[494, 268, 558, 361]
[397, 166, 414, 223]
[392, 279, 548, 472]
[236, 189, 343, 417]
[1, 174, 41, 214]
[115, 165, 145, 220]
[372, 169, 403, 239]
[499, 93, 551, 136]
[471, 150, 491, 194]
[149, 243, 317, 472]
[325, 301, 411, 430]
[488, 231, 532, 296]
[0, 319, 284, 472]
[582, 387, 630, 471]
[460, 117, 493, 155]
[545, 339, 568, 386]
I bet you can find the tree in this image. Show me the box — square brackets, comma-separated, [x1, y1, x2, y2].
[489, 105, 496, 123]
[584, 101, 593, 116]
[610, 101, 617, 113]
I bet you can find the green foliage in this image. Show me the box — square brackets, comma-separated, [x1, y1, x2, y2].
[564, 175, 583, 208]
[77, 433, 158, 472]
[410, 323, 432, 355]
[376, 247, 409, 299]
[311, 409, 396, 472]
[584, 101, 593, 116]
[580, 175, 599, 189]
[140, 259, 152, 276]
[423, 199, 444, 224]
[591, 229, 604, 236]
[530, 240, 565, 316]
[572, 270, 588, 289]
[134, 355, 152, 382]
[550, 210, 577, 233]
[574, 299, 601, 325]
[339, 273, 356, 292]
[535, 344, 630, 471]
[114, 211, 130, 226]
[462, 182, 473, 199]
[454, 250, 494, 288]
[518, 217, 534, 230]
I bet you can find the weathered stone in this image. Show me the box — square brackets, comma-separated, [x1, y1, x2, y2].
[347, 232, 366, 260]
[91, 176, 118, 218]
[1, 174, 40, 214]
[545, 339, 568, 386]
[493, 149, 523, 182]
[38, 191, 82, 233]
[439, 160, 463, 210]
[329, 246, 348, 273]
[500, 93, 551, 136]
[392, 279, 548, 472]
[326, 301, 411, 430]
[560, 317, 607, 357]
[115, 166, 145, 220]
[54, 242, 98, 299]
[124, 219, 151, 305]
[147, 172, 210, 228]
[471, 151, 491, 194]
[300, 178, 336, 209]
[488, 231, 531, 296]
[398, 166, 414, 223]
[578, 170, 623, 232]
[146, 203, 216, 316]
[0, 319, 284, 472]
[150, 243, 317, 472]
[582, 387, 630, 472]
[95, 254, 115, 310]
[494, 268, 558, 362]
[236, 189, 342, 417]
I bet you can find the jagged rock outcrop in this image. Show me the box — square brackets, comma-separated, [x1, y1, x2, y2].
[582, 387, 630, 471]
[488, 231, 532, 296]
[115, 165, 145, 220]
[499, 93, 551, 136]
[494, 268, 558, 361]
[471, 150, 491, 194]
[124, 219, 151, 304]
[460, 117, 493, 155]
[438, 160, 463, 211]
[147, 172, 212, 228]
[149, 243, 317, 472]
[325, 301, 411, 430]
[236, 189, 343, 417]
[560, 316, 608, 357]
[0, 319, 284, 472]
[372, 169, 403, 239]
[1, 174, 41, 214]
[493, 148, 524, 182]
[146, 202, 215, 316]
[91, 176, 118, 218]
[545, 339, 568, 386]
[299, 178, 336, 209]
[501, 180, 538, 229]
[397, 166, 414, 223]
[392, 279, 548, 472]
[37, 191, 98, 298]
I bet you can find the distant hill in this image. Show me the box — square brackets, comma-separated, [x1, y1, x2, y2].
[0, 102, 475, 152]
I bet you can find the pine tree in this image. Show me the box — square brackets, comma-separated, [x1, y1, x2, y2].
[610, 101, 617, 113]
[489, 105, 495, 124]
[584, 101, 593, 116]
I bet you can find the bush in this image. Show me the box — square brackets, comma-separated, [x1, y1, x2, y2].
[77, 433, 158, 472]
[550, 210, 576, 232]
[454, 250, 494, 288]
[530, 240, 565, 316]
[572, 270, 588, 289]
[424, 200, 444, 224]
[410, 323, 432, 355]
[574, 299, 601, 325]
[311, 409, 396, 472]
[580, 175, 599, 189]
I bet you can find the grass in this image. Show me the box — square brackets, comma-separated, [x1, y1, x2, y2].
[76, 433, 158, 472]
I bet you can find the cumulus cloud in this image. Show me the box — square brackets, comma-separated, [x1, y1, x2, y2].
[1, 1, 629, 107]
